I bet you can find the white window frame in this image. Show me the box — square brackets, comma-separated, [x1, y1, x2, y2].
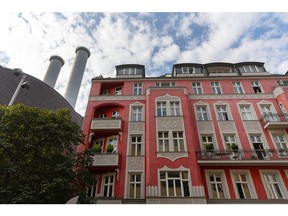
[196, 106, 209, 121]
[233, 81, 244, 94]
[205, 170, 230, 199]
[128, 173, 142, 199]
[87, 175, 99, 198]
[115, 87, 122, 95]
[159, 171, 190, 197]
[156, 82, 176, 87]
[102, 173, 115, 198]
[157, 131, 187, 152]
[157, 102, 167, 117]
[158, 131, 170, 152]
[172, 131, 185, 152]
[251, 81, 263, 93]
[131, 106, 143, 122]
[260, 104, 278, 122]
[107, 136, 118, 153]
[99, 113, 106, 119]
[230, 170, 257, 199]
[133, 83, 143, 95]
[224, 134, 237, 150]
[239, 105, 254, 120]
[93, 138, 105, 153]
[103, 90, 110, 95]
[260, 170, 287, 199]
[112, 110, 120, 119]
[170, 101, 180, 116]
[201, 135, 215, 150]
[192, 82, 203, 95]
[130, 135, 142, 156]
[216, 106, 229, 121]
[272, 134, 288, 157]
[211, 82, 222, 94]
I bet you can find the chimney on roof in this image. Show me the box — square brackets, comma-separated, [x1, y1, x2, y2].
[43, 55, 65, 88]
[64, 46, 90, 108]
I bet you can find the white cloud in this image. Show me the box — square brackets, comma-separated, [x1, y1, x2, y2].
[1, 12, 288, 116]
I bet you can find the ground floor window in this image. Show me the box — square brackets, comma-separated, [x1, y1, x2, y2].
[234, 173, 252, 199]
[262, 173, 283, 199]
[129, 173, 141, 199]
[209, 174, 225, 199]
[103, 175, 114, 197]
[159, 171, 190, 197]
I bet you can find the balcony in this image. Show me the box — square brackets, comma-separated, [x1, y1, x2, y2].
[90, 118, 122, 131]
[260, 113, 288, 129]
[92, 153, 119, 167]
[195, 149, 288, 166]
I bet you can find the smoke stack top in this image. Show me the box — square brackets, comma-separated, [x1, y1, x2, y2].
[43, 55, 65, 88]
[64, 46, 90, 108]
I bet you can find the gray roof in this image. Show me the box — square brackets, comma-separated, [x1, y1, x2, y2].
[0, 65, 83, 127]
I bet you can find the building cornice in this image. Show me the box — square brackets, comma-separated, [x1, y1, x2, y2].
[92, 74, 288, 82]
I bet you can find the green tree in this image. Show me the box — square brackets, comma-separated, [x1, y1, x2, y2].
[0, 104, 96, 204]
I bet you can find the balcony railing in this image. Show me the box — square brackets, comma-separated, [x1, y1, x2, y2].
[90, 118, 122, 131]
[260, 113, 288, 129]
[92, 153, 119, 167]
[195, 149, 288, 161]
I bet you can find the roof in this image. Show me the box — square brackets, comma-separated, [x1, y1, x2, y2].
[0, 65, 83, 127]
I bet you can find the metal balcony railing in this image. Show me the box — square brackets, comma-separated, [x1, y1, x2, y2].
[260, 113, 288, 129]
[195, 149, 288, 161]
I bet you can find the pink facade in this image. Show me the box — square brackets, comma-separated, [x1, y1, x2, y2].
[81, 62, 288, 204]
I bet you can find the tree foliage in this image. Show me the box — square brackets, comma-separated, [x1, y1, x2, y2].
[0, 104, 96, 204]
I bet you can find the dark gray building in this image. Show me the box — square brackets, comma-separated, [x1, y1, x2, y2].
[0, 65, 83, 127]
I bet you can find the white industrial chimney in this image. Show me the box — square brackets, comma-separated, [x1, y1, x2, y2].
[43, 55, 65, 88]
[64, 46, 90, 108]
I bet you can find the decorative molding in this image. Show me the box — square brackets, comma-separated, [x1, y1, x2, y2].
[189, 94, 275, 100]
[273, 86, 285, 98]
[89, 95, 146, 101]
[218, 121, 236, 133]
[127, 157, 144, 171]
[91, 119, 121, 130]
[146, 185, 205, 198]
[92, 154, 119, 166]
[243, 120, 262, 132]
[197, 121, 214, 133]
[129, 122, 144, 133]
[156, 117, 184, 130]
[156, 94, 180, 101]
[157, 152, 188, 161]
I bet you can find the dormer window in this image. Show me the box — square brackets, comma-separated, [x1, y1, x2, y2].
[238, 65, 265, 73]
[176, 67, 202, 74]
[116, 64, 145, 77]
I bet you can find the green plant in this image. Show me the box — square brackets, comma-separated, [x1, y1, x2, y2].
[204, 144, 214, 152]
[106, 144, 114, 153]
[230, 144, 239, 152]
[93, 144, 101, 153]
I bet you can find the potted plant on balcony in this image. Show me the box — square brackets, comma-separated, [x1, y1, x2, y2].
[204, 144, 214, 153]
[93, 144, 101, 153]
[106, 144, 114, 153]
[230, 144, 239, 153]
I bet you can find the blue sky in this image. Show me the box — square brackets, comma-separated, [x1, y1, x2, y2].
[1, 9, 288, 115]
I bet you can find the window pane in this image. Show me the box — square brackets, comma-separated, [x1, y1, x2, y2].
[183, 181, 190, 197]
[136, 184, 141, 198]
[161, 181, 167, 196]
[175, 180, 181, 196]
[168, 180, 174, 196]
[129, 184, 134, 198]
